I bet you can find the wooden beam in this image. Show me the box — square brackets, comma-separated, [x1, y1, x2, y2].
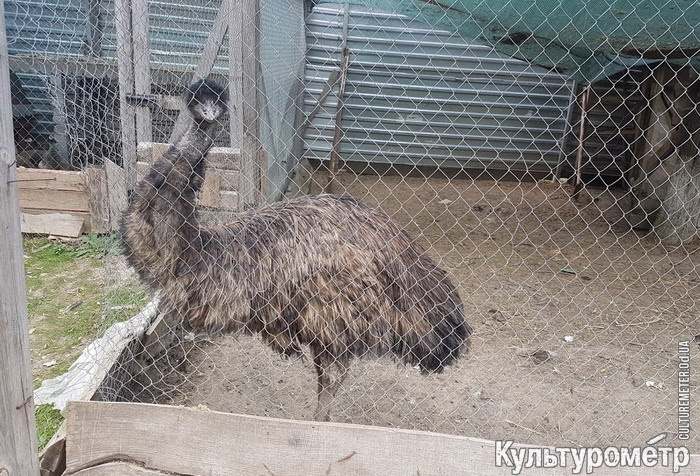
[236, 0, 263, 209]
[131, 0, 152, 143]
[8, 55, 227, 89]
[168, 0, 232, 144]
[83, 168, 110, 234]
[105, 159, 128, 231]
[305, 69, 340, 127]
[0, 0, 40, 471]
[20, 212, 85, 238]
[18, 189, 91, 212]
[64, 401, 700, 476]
[114, 0, 138, 192]
[17, 167, 86, 191]
[572, 84, 590, 200]
[48, 72, 70, 167]
[228, 0, 243, 149]
[326, 5, 350, 194]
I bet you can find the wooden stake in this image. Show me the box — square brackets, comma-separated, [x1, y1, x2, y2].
[114, 0, 137, 192]
[572, 85, 590, 200]
[0, 0, 40, 470]
[326, 4, 351, 194]
[131, 0, 152, 143]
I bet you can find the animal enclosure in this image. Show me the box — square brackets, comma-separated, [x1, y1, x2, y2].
[2, 0, 700, 475]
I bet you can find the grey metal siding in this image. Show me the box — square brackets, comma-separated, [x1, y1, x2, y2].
[100, 0, 229, 73]
[303, 3, 575, 174]
[5, 0, 90, 139]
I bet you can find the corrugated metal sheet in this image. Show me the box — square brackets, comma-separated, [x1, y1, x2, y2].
[303, 3, 575, 175]
[101, 0, 229, 73]
[5, 0, 89, 142]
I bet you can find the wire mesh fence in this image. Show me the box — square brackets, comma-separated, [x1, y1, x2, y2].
[5, 0, 699, 456]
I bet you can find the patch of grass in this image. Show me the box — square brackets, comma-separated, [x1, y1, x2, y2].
[76, 232, 122, 258]
[35, 405, 63, 450]
[23, 235, 149, 449]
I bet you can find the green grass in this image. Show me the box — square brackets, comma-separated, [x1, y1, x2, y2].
[23, 234, 149, 449]
[34, 405, 64, 449]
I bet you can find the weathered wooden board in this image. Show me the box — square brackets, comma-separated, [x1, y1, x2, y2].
[17, 167, 86, 191]
[17, 167, 111, 235]
[0, 2, 40, 471]
[105, 159, 128, 231]
[20, 212, 85, 238]
[83, 167, 110, 233]
[135, 143, 241, 209]
[18, 188, 91, 212]
[64, 402, 699, 476]
[131, 0, 152, 143]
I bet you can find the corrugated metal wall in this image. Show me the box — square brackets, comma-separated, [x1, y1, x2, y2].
[5, 0, 89, 139]
[100, 0, 229, 73]
[303, 3, 575, 175]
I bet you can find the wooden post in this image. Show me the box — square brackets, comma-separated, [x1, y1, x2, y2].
[325, 4, 351, 194]
[131, 0, 152, 144]
[228, 0, 243, 150]
[554, 81, 577, 180]
[572, 84, 590, 199]
[114, 0, 138, 192]
[233, 0, 263, 209]
[0, 0, 40, 472]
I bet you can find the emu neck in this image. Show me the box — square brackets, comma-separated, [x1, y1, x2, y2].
[122, 118, 217, 287]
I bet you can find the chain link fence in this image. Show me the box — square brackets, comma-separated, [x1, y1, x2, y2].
[7, 0, 699, 454]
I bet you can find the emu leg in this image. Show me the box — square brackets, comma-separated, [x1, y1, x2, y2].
[312, 354, 348, 422]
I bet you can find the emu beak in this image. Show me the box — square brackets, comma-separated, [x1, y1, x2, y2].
[200, 104, 221, 122]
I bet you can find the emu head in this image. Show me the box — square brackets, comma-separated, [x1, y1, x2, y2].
[184, 79, 229, 124]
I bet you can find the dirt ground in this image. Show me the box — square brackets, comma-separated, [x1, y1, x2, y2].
[133, 172, 699, 451]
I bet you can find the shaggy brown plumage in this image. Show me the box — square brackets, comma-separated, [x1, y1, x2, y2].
[121, 79, 472, 421]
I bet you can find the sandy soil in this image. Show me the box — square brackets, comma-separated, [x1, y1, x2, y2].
[132, 172, 700, 451]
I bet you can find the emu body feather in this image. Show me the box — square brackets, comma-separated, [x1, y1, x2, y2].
[121, 79, 472, 421]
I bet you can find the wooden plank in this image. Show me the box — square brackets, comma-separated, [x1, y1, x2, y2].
[0, 0, 40, 471]
[228, 0, 243, 151]
[304, 69, 341, 127]
[218, 169, 240, 191]
[236, 0, 262, 209]
[18, 189, 91, 212]
[83, 168, 110, 234]
[17, 167, 86, 191]
[72, 461, 172, 476]
[20, 212, 85, 238]
[48, 72, 70, 167]
[131, 0, 152, 143]
[169, 0, 232, 144]
[114, 0, 138, 191]
[105, 159, 128, 231]
[39, 422, 66, 476]
[136, 144, 240, 169]
[572, 85, 591, 199]
[200, 167, 222, 208]
[326, 45, 350, 194]
[65, 402, 700, 476]
[8, 55, 228, 89]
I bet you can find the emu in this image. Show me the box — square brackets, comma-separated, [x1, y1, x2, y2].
[121, 78, 472, 421]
